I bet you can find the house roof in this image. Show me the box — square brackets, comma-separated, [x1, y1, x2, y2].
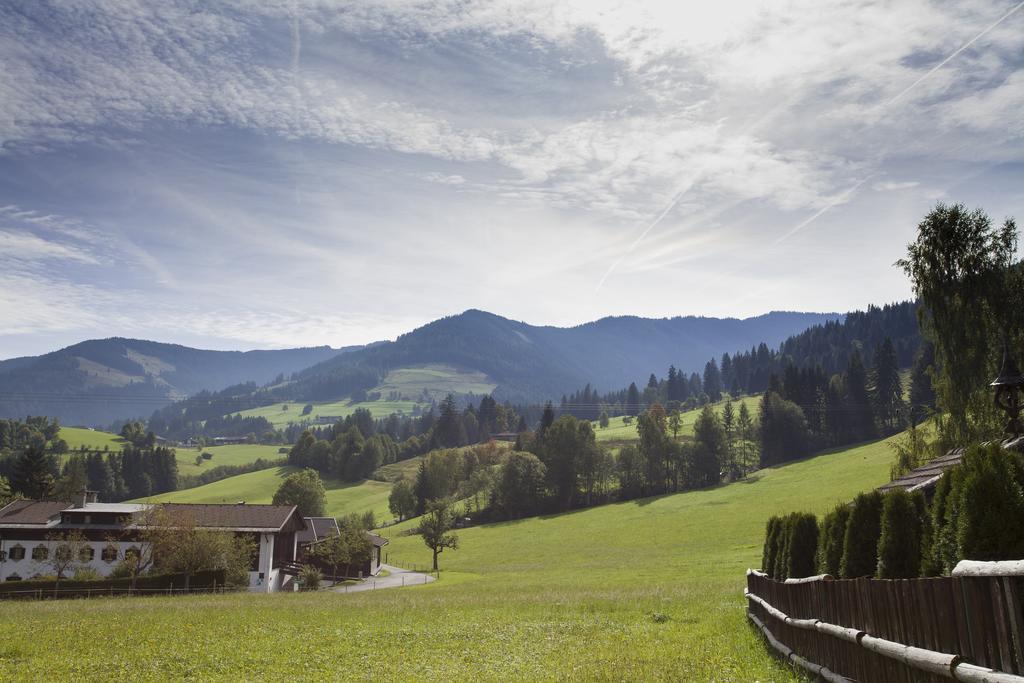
[366, 532, 389, 548]
[0, 500, 71, 527]
[878, 435, 1024, 494]
[297, 517, 340, 545]
[65, 503, 148, 514]
[153, 503, 305, 532]
[0, 500, 305, 534]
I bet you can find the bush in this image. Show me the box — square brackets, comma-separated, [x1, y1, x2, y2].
[786, 512, 819, 579]
[817, 504, 850, 577]
[952, 444, 1024, 563]
[298, 565, 323, 591]
[73, 567, 103, 581]
[762, 516, 782, 576]
[912, 490, 935, 577]
[774, 515, 793, 580]
[876, 489, 922, 579]
[109, 559, 138, 579]
[929, 470, 957, 575]
[840, 490, 883, 578]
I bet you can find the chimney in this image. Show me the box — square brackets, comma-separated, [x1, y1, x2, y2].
[80, 488, 98, 507]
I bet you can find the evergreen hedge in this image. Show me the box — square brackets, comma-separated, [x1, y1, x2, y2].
[0, 569, 227, 599]
[951, 444, 1024, 563]
[817, 503, 850, 577]
[775, 514, 795, 580]
[762, 516, 782, 577]
[876, 489, 922, 579]
[840, 490, 883, 578]
[786, 512, 819, 579]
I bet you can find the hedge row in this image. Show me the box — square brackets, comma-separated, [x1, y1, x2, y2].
[762, 443, 1024, 580]
[0, 569, 227, 599]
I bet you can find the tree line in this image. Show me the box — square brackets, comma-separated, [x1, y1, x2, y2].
[556, 301, 921, 421]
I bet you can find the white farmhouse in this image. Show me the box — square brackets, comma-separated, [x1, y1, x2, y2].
[0, 496, 307, 593]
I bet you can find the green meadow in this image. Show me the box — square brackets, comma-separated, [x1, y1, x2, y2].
[593, 394, 762, 443]
[2, 431, 904, 680]
[233, 398, 420, 429]
[231, 364, 495, 429]
[173, 444, 287, 476]
[139, 465, 401, 522]
[58, 426, 126, 451]
[374, 364, 497, 400]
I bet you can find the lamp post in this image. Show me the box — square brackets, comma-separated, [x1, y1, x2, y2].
[991, 341, 1024, 438]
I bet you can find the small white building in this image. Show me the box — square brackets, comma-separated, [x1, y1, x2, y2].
[0, 498, 307, 593]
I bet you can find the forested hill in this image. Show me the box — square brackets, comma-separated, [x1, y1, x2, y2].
[0, 339, 350, 426]
[285, 309, 841, 404]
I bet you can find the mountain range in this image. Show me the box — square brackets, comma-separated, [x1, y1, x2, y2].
[290, 309, 843, 404]
[0, 339, 349, 426]
[0, 309, 840, 426]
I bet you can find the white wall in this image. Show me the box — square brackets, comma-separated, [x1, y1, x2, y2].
[2, 532, 287, 592]
[0, 539, 148, 582]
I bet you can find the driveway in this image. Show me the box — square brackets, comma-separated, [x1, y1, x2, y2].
[331, 564, 436, 593]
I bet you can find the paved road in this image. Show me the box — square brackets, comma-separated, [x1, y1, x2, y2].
[331, 564, 435, 594]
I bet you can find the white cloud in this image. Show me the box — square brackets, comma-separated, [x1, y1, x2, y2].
[0, 230, 99, 264]
[12, 0, 1016, 224]
[872, 181, 921, 192]
[422, 172, 467, 185]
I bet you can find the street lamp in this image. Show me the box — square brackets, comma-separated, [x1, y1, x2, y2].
[991, 341, 1024, 437]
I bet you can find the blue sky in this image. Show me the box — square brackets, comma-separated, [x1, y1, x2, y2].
[1, 0, 1022, 358]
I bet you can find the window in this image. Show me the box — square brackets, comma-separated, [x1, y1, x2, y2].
[124, 546, 141, 561]
[31, 545, 48, 561]
[101, 545, 118, 563]
[79, 546, 95, 562]
[8, 545, 24, 561]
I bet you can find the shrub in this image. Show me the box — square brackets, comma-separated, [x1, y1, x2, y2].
[840, 490, 883, 578]
[774, 514, 794, 580]
[876, 489, 922, 579]
[929, 470, 957, 575]
[73, 567, 103, 581]
[953, 444, 1024, 563]
[817, 504, 850, 577]
[109, 559, 138, 579]
[786, 512, 819, 579]
[913, 490, 937, 577]
[298, 565, 323, 591]
[762, 516, 782, 576]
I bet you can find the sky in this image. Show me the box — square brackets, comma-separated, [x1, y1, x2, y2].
[1, 0, 1023, 359]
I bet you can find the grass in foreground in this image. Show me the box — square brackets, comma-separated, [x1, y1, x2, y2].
[0, 432, 903, 680]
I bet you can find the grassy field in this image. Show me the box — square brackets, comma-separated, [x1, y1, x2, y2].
[173, 444, 288, 476]
[231, 364, 495, 429]
[374, 456, 424, 483]
[1, 430, 904, 680]
[374, 363, 497, 401]
[593, 395, 762, 443]
[59, 426, 125, 451]
[233, 398, 420, 429]
[140, 466, 396, 521]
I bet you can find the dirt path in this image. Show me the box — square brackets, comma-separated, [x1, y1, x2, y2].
[330, 564, 436, 594]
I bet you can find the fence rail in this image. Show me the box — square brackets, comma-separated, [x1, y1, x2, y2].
[746, 566, 1024, 682]
[0, 584, 240, 600]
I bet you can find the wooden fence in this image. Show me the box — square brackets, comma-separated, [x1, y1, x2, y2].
[746, 564, 1024, 682]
